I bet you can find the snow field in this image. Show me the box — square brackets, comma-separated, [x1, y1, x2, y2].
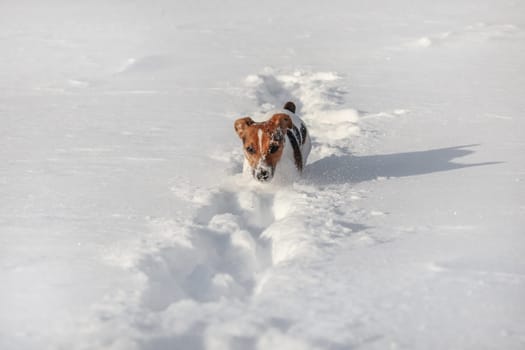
[2, 0, 524, 349]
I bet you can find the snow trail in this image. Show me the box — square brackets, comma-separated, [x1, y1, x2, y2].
[140, 187, 274, 310]
[61, 69, 369, 349]
[139, 69, 364, 304]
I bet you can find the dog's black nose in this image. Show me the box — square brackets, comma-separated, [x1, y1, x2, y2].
[256, 170, 270, 181]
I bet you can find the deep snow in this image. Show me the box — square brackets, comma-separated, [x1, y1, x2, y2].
[1, 0, 524, 349]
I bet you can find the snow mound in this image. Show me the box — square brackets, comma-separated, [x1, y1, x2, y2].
[407, 22, 521, 48]
[117, 54, 174, 74]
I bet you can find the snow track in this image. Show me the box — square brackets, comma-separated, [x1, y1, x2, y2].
[140, 188, 274, 310]
[66, 70, 369, 349]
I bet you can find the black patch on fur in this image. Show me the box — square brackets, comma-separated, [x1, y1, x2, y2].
[272, 129, 283, 142]
[300, 123, 307, 145]
[286, 129, 303, 171]
[292, 125, 301, 144]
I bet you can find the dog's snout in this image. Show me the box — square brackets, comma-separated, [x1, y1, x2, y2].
[256, 169, 270, 181]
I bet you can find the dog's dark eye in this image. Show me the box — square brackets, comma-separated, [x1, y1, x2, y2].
[246, 146, 256, 154]
[268, 144, 279, 154]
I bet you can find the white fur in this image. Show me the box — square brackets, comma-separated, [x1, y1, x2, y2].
[257, 129, 263, 154]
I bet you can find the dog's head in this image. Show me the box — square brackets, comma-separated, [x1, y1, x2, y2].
[234, 113, 293, 182]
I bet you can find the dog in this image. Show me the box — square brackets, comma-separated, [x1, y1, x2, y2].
[234, 101, 311, 182]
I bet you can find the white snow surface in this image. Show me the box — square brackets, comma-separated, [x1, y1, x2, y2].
[1, 0, 525, 349]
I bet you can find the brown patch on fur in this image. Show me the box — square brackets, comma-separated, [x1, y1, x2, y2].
[234, 117, 254, 138]
[270, 113, 293, 130]
[233, 113, 293, 173]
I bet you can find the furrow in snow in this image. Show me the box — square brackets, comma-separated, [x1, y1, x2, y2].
[61, 69, 367, 349]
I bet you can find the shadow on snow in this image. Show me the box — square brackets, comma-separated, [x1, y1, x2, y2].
[305, 144, 502, 185]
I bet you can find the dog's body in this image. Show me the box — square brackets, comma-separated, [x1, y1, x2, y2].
[234, 102, 311, 182]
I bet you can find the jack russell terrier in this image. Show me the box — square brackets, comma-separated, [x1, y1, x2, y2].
[234, 101, 311, 182]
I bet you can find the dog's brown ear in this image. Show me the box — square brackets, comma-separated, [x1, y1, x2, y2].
[234, 117, 254, 138]
[271, 113, 293, 131]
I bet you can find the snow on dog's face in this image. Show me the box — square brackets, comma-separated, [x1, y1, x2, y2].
[234, 113, 293, 182]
